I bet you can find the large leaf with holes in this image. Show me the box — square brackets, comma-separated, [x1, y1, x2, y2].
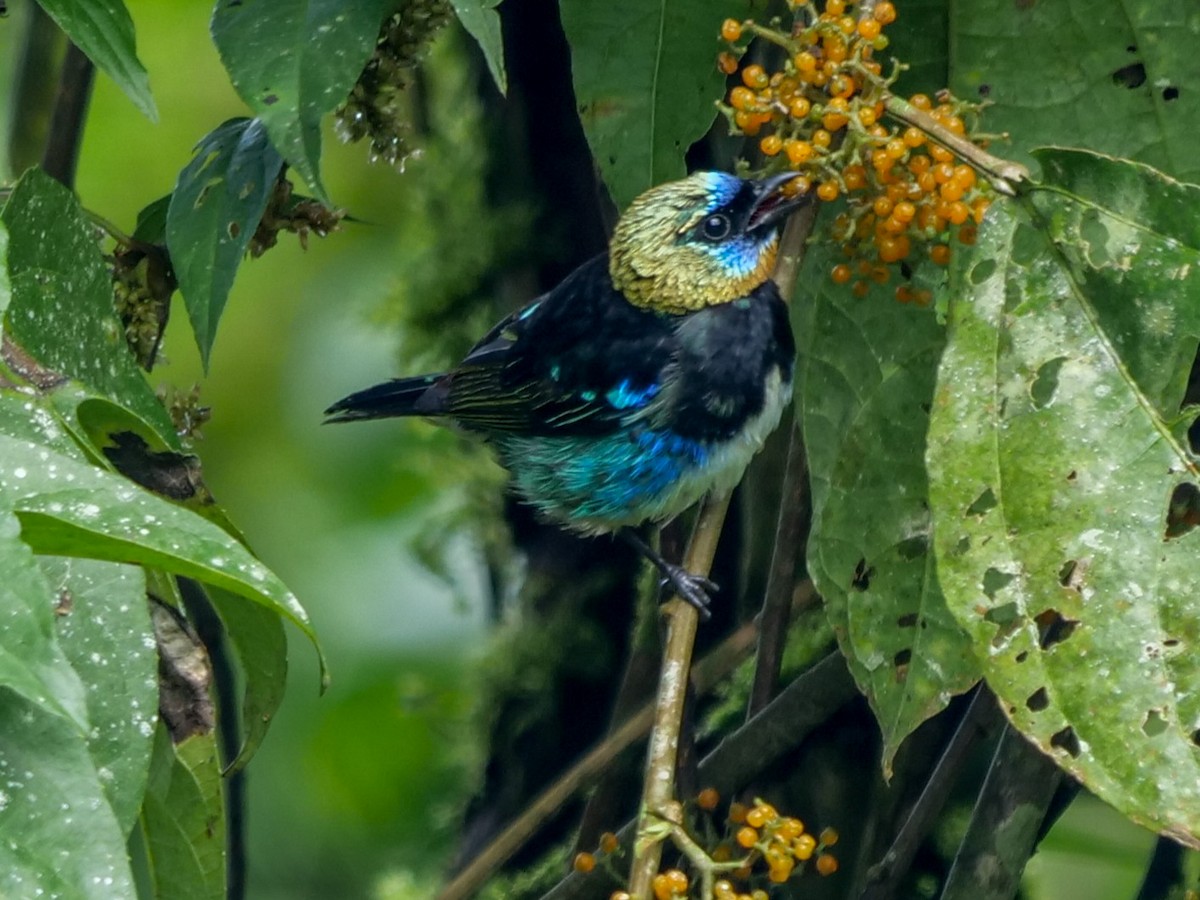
[36, 0, 157, 120]
[559, 0, 759, 210]
[0, 169, 177, 447]
[167, 118, 283, 369]
[210, 0, 395, 203]
[795, 243, 979, 772]
[950, 1, 1200, 182]
[928, 150, 1200, 847]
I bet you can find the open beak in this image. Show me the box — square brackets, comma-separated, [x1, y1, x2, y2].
[746, 172, 813, 232]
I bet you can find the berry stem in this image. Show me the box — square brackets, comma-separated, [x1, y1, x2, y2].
[882, 94, 1028, 195]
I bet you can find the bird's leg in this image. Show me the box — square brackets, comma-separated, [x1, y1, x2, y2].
[619, 529, 719, 621]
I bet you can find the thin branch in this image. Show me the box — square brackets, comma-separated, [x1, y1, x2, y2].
[628, 496, 731, 898]
[858, 685, 1000, 900]
[42, 41, 95, 188]
[938, 723, 1064, 900]
[746, 420, 809, 718]
[542, 649, 857, 900]
[435, 601, 765, 900]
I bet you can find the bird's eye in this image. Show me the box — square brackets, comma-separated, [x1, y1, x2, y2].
[700, 213, 732, 241]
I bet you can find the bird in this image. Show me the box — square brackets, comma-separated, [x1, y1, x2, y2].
[325, 171, 808, 618]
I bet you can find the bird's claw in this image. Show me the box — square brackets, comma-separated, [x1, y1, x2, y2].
[659, 565, 719, 621]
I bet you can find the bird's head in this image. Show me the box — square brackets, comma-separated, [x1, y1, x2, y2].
[608, 171, 810, 314]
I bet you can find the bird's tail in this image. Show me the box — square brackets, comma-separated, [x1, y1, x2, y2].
[324, 374, 445, 422]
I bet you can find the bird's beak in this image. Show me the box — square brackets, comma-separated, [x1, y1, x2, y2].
[746, 172, 812, 232]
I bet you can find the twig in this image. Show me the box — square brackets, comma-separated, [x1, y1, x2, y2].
[542, 649, 856, 900]
[938, 723, 1064, 900]
[746, 421, 809, 718]
[42, 41, 95, 188]
[882, 95, 1028, 196]
[628, 496, 731, 898]
[858, 685, 999, 900]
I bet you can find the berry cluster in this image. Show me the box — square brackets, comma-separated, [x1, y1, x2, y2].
[718, 0, 994, 302]
[596, 791, 837, 899]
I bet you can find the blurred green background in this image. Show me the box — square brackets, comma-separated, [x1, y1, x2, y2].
[0, 2, 1177, 898]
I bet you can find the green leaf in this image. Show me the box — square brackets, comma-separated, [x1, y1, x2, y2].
[795, 244, 979, 771]
[0, 168, 178, 448]
[449, 0, 507, 94]
[0, 690, 135, 898]
[134, 194, 172, 244]
[166, 118, 283, 369]
[0, 433, 328, 690]
[42, 556, 156, 833]
[209, 0, 395, 203]
[36, 0, 157, 121]
[0, 509, 88, 729]
[139, 724, 226, 900]
[559, 0, 759, 210]
[927, 152, 1200, 847]
[207, 586, 288, 773]
[950, 1, 1200, 182]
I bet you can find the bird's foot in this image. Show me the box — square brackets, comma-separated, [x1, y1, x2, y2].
[658, 564, 718, 621]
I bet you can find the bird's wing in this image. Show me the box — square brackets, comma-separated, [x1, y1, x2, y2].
[438, 255, 675, 436]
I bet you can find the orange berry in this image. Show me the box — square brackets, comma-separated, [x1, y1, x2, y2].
[788, 96, 811, 119]
[843, 165, 867, 190]
[721, 18, 743, 42]
[858, 18, 882, 40]
[817, 180, 840, 202]
[794, 51, 818, 75]
[882, 214, 907, 234]
[717, 52, 739, 75]
[786, 174, 812, 195]
[933, 162, 955, 184]
[903, 126, 926, 148]
[930, 243, 951, 265]
[952, 164, 976, 188]
[909, 93, 932, 110]
[664, 869, 688, 893]
[858, 106, 877, 126]
[929, 144, 954, 163]
[697, 787, 720, 811]
[907, 153, 931, 173]
[768, 858, 795, 883]
[874, 1, 897, 23]
[784, 139, 813, 164]
[610, 893, 632, 900]
[886, 138, 906, 159]
[825, 0, 845, 14]
[737, 825, 759, 848]
[870, 263, 892, 283]
[651, 874, 671, 900]
[824, 37, 847, 62]
[713, 842, 733, 862]
[742, 64, 769, 89]
[746, 806, 768, 828]
[714, 881, 736, 900]
[794, 833, 818, 859]
[943, 114, 965, 135]
[729, 86, 755, 110]
[892, 200, 916, 223]
[778, 817, 805, 840]
[812, 128, 833, 148]
[816, 853, 840, 875]
[852, 280, 869, 297]
[829, 73, 855, 99]
[831, 263, 852, 284]
[728, 801, 748, 824]
[917, 171, 937, 194]
[939, 180, 965, 202]
[872, 196, 893, 217]
[895, 284, 916, 303]
[819, 826, 839, 846]
[972, 197, 990, 224]
[600, 831, 619, 853]
[958, 224, 978, 244]
[947, 201, 970, 225]
[837, 14, 857, 34]
[760, 134, 783, 156]
[574, 852, 596, 873]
